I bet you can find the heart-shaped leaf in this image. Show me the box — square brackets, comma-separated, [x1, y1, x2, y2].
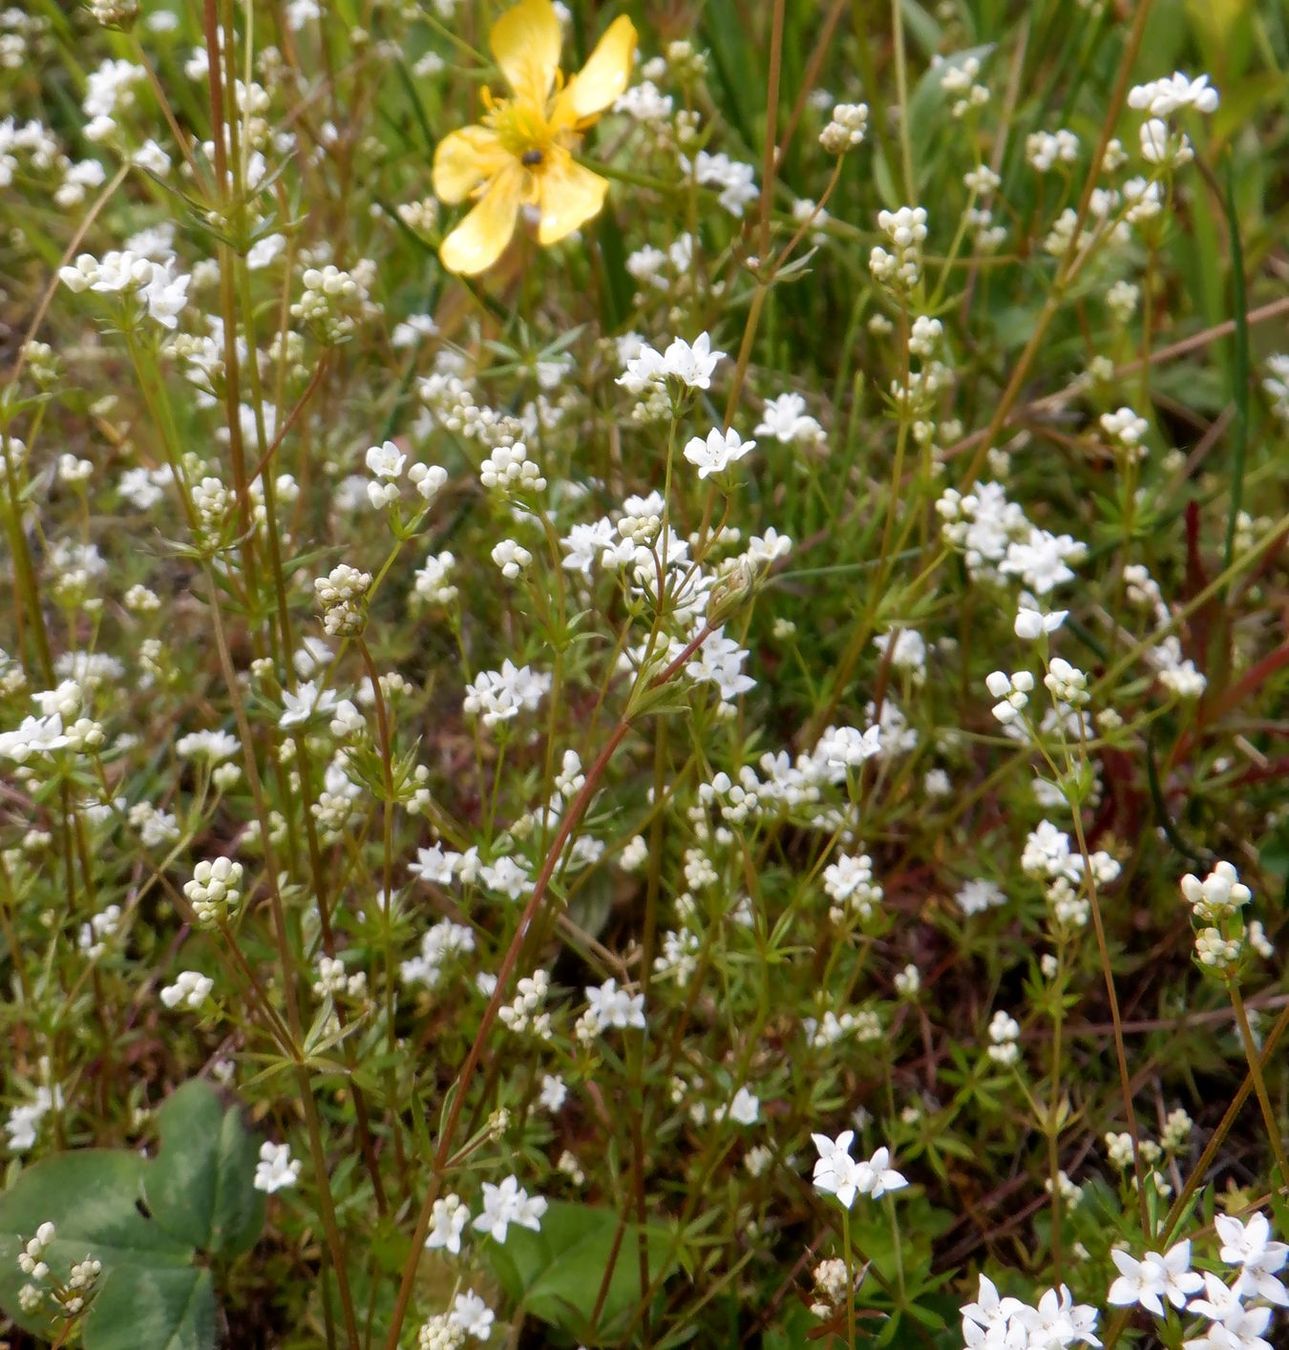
[0, 1151, 207, 1344]
[144, 1079, 265, 1258]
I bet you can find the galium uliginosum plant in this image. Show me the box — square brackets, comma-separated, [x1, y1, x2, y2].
[1, 0, 1287, 1345]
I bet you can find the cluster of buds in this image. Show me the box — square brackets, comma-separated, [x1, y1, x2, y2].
[938, 54, 990, 119]
[869, 206, 928, 290]
[18, 1223, 56, 1284]
[314, 563, 372, 637]
[313, 955, 368, 1001]
[15, 1223, 99, 1319]
[986, 1010, 1021, 1066]
[809, 1257, 859, 1319]
[1043, 657, 1089, 708]
[819, 102, 868, 155]
[183, 856, 245, 926]
[289, 263, 374, 343]
[191, 476, 232, 544]
[498, 970, 553, 1039]
[986, 669, 1034, 725]
[480, 440, 546, 494]
[1182, 861, 1253, 973]
[87, 0, 139, 27]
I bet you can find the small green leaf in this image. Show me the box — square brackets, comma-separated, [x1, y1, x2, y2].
[145, 1080, 266, 1258]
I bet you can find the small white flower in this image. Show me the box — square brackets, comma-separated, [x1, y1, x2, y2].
[1107, 1240, 1201, 1316]
[424, 1193, 470, 1254]
[253, 1141, 301, 1194]
[472, 1176, 547, 1243]
[449, 1289, 495, 1341]
[683, 427, 756, 480]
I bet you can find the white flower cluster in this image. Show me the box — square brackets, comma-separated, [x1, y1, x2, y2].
[1100, 405, 1148, 456]
[578, 977, 645, 1040]
[986, 1009, 1021, 1066]
[961, 1274, 1099, 1349]
[683, 426, 756, 480]
[823, 851, 884, 924]
[1108, 1213, 1287, 1348]
[472, 1175, 547, 1243]
[1021, 821, 1121, 930]
[618, 331, 726, 398]
[1129, 70, 1218, 169]
[479, 440, 546, 494]
[462, 660, 550, 729]
[1027, 128, 1079, 172]
[59, 250, 190, 330]
[1120, 563, 1208, 698]
[938, 482, 1087, 594]
[79, 904, 123, 959]
[811, 1132, 908, 1208]
[804, 1008, 883, 1048]
[754, 392, 825, 447]
[399, 916, 476, 990]
[1263, 353, 1289, 422]
[313, 954, 367, 1001]
[683, 149, 757, 216]
[413, 550, 458, 606]
[160, 969, 213, 1011]
[0, 681, 104, 767]
[5, 1083, 63, 1154]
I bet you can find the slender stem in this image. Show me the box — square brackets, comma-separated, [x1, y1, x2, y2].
[1227, 978, 1289, 1186]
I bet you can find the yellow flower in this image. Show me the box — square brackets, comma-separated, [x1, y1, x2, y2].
[432, 0, 637, 276]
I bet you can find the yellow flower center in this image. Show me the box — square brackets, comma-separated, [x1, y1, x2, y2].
[485, 95, 550, 161]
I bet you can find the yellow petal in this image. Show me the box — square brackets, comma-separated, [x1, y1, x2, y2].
[535, 148, 609, 245]
[432, 125, 509, 204]
[440, 164, 523, 275]
[558, 15, 637, 122]
[490, 0, 562, 108]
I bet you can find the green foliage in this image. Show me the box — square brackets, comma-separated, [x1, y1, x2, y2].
[0, 1083, 263, 1348]
[484, 1201, 676, 1345]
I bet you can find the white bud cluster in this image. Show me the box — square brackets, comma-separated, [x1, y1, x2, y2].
[480, 440, 546, 493]
[183, 856, 244, 925]
[819, 102, 868, 155]
[986, 669, 1034, 724]
[290, 263, 373, 342]
[498, 970, 552, 1038]
[986, 1009, 1020, 1065]
[314, 563, 372, 636]
[869, 207, 928, 290]
[18, 1223, 57, 1282]
[491, 539, 533, 580]
[160, 969, 213, 1010]
[314, 955, 367, 1000]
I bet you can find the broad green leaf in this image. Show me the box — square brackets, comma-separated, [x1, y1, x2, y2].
[145, 1080, 266, 1258]
[485, 1201, 676, 1346]
[0, 1151, 194, 1341]
[86, 1265, 216, 1350]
